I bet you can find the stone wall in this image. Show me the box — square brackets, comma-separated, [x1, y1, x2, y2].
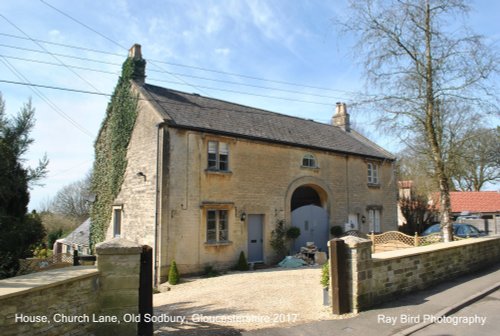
[0, 267, 99, 336]
[337, 236, 500, 313]
[105, 84, 165, 251]
[0, 238, 145, 336]
[163, 129, 398, 276]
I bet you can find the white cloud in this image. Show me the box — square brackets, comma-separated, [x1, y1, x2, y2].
[214, 48, 230, 56]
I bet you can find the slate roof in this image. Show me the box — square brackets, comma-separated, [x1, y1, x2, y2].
[450, 192, 500, 213]
[57, 219, 90, 247]
[139, 83, 395, 160]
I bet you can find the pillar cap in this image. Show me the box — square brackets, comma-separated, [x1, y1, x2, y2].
[341, 236, 372, 248]
[96, 237, 142, 255]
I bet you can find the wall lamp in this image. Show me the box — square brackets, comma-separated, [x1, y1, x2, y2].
[136, 171, 146, 181]
[240, 211, 247, 221]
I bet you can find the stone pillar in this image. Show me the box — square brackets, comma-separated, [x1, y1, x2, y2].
[341, 236, 373, 313]
[95, 237, 142, 336]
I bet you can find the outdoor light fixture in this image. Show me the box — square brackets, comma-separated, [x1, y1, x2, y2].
[361, 215, 366, 224]
[136, 172, 146, 181]
[240, 212, 247, 221]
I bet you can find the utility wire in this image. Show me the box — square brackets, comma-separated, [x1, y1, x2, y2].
[2, 30, 356, 95]
[39, 0, 213, 97]
[0, 61, 95, 137]
[0, 43, 122, 66]
[0, 14, 103, 94]
[0, 79, 334, 123]
[0, 48, 344, 101]
[0, 32, 124, 56]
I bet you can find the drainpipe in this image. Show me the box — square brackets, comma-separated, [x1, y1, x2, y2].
[154, 121, 167, 288]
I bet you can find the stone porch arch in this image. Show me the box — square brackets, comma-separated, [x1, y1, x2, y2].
[284, 176, 334, 229]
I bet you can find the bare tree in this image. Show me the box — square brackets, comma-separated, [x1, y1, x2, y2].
[452, 127, 500, 190]
[337, 0, 499, 241]
[50, 173, 92, 222]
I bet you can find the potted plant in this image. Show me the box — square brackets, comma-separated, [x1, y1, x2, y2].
[330, 225, 344, 238]
[320, 262, 330, 306]
[286, 226, 301, 254]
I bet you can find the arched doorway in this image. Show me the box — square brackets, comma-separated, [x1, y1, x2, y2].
[290, 185, 330, 253]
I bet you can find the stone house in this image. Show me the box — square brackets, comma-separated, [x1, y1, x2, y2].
[103, 45, 397, 283]
[53, 219, 91, 255]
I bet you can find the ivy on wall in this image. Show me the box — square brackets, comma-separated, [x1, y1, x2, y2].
[89, 56, 146, 250]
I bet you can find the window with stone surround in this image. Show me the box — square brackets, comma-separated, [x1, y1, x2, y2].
[367, 208, 381, 233]
[367, 162, 379, 185]
[113, 206, 122, 238]
[206, 209, 229, 243]
[302, 154, 317, 168]
[208, 141, 229, 171]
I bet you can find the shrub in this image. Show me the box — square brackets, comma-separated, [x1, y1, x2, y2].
[330, 225, 344, 237]
[168, 260, 180, 285]
[203, 265, 221, 277]
[286, 226, 301, 240]
[320, 262, 330, 288]
[236, 251, 249, 271]
[270, 219, 287, 259]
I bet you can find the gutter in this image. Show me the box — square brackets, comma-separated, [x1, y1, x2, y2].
[165, 122, 395, 162]
[154, 121, 167, 288]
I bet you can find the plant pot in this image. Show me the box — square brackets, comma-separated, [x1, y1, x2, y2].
[323, 287, 330, 306]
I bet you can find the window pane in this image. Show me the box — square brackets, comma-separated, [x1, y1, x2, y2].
[219, 154, 228, 171]
[208, 141, 217, 153]
[113, 209, 121, 237]
[207, 230, 217, 241]
[208, 153, 217, 169]
[303, 154, 315, 167]
[219, 142, 229, 155]
[374, 210, 381, 232]
[219, 210, 228, 241]
[219, 210, 228, 229]
[207, 211, 216, 230]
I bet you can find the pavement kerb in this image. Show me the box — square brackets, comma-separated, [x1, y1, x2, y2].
[391, 281, 500, 336]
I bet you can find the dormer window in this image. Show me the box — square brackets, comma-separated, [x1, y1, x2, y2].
[302, 154, 317, 168]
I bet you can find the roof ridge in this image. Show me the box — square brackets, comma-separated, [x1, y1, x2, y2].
[144, 83, 335, 127]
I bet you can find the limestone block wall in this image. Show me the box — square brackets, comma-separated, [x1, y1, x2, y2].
[105, 94, 164, 249]
[164, 129, 397, 275]
[0, 267, 99, 336]
[339, 236, 500, 313]
[0, 238, 145, 336]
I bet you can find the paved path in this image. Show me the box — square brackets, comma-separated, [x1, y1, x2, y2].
[242, 263, 500, 336]
[412, 289, 500, 336]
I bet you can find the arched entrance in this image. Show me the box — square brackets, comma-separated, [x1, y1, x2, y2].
[290, 185, 330, 253]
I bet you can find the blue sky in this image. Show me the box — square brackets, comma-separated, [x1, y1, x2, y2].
[0, 0, 498, 210]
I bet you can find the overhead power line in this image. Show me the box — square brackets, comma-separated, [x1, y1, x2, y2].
[0, 79, 334, 123]
[0, 46, 344, 101]
[0, 14, 103, 94]
[2, 22, 357, 95]
[0, 61, 95, 137]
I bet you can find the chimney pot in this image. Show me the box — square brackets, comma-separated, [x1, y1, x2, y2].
[129, 44, 143, 60]
[127, 43, 146, 85]
[332, 102, 350, 132]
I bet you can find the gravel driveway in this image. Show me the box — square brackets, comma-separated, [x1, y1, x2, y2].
[153, 266, 337, 335]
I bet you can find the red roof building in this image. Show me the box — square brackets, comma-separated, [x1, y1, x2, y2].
[449, 191, 500, 217]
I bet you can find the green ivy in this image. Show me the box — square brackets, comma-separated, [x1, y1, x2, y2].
[89, 56, 145, 250]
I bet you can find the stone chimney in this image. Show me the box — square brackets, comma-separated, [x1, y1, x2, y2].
[128, 44, 146, 85]
[332, 102, 350, 132]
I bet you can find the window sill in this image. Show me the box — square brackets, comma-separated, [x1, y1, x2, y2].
[205, 169, 233, 176]
[301, 165, 319, 170]
[367, 183, 381, 189]
[204, 241, 233, 246]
